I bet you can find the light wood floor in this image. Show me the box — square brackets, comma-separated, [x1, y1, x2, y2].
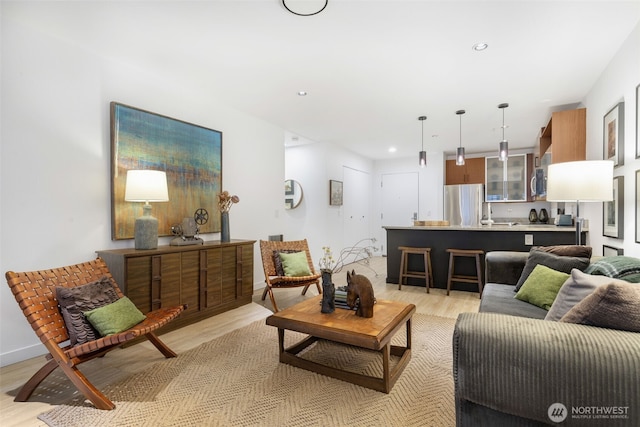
[0, 256, 480, 426]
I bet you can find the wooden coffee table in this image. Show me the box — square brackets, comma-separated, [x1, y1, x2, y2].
[265, 295, 416, 393]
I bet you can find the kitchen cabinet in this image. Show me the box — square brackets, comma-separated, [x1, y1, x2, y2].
[96, 240, 255, 331]
[485, 154, 534, 202]
[538, 108, 586, 163]
[445, 157, 485, 184]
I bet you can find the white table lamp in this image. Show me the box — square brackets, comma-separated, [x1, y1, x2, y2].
[125, 170, 169, 249]
[546, 160, 614, 245]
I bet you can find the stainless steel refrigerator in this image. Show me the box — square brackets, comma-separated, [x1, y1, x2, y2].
[444, 184, 484, 227]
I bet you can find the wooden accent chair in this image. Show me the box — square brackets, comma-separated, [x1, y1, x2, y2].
[259, 239, 322, 312]
[5, 258, 187, 410]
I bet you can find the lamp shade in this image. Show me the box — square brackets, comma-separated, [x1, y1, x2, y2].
[124, 170, 169, 202]
[546, 160, 614, 202]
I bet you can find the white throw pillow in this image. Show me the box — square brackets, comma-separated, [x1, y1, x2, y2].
[545, 269, 627, 321]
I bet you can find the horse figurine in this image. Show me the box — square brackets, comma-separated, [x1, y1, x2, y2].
[346, 270, 375, 318]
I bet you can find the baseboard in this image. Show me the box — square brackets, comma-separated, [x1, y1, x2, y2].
[0, 343, 47, 368]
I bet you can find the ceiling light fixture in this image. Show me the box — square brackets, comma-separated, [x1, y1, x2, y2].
[472, 42, 488, 51]
[297, 91, 307, 96]
[388, 147, 397, 153]
[456, 110, 466, 166]
[498, 103, 509, 161]
[418, 116, 427, 168]
[283, 0, 328, 16]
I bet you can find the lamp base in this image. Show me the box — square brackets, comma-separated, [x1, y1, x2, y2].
[134, 205, 159, 250]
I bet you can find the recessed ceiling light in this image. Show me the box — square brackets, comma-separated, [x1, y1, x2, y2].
[388, 147, 397, 153]
[472, 42, 488, 51]
[297, 91, 308, 96]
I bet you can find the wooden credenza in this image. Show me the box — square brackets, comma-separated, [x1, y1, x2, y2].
[96, 239, 255, 331]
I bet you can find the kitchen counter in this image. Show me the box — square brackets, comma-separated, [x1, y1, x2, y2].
[388, 224, 585, 232]
[384, 225, 585, 292]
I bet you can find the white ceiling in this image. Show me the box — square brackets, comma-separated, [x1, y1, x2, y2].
[8, 0, 640, 160]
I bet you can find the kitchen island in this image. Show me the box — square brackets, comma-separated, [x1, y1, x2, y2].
[384, 224, 585, 292]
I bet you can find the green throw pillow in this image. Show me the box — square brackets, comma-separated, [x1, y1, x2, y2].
[84, 297, 146, 336]
[514, 264, 569, 310]
[278, 251, 312, 277]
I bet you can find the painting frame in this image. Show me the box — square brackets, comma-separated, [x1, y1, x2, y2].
[636, 170, 640, 243]
[636, 84, 640, 159]
[603, 176, 624, 238]
[329, 180, 343, 206]
[603, 245, 624, 256]
[603, 101, 624, 167]
[110, 102, 222, 240]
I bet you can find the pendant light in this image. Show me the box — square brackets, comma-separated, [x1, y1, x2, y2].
[498, 103, 509, 161]
[456, 110, 466, 166]
[418, 116, 427, 167]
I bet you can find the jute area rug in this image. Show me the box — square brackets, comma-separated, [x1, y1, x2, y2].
[39, 313, 457, 427]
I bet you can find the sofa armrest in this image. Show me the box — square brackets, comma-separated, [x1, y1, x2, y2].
[453, 313, 640, 426]
[485, 251, 529, 285]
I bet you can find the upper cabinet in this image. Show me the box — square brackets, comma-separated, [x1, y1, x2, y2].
[538, 108, 586, 163]
[445, 157, 485, 185]
[485, 153, 534, 202]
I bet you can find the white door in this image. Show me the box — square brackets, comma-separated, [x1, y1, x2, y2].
[343, 167, 371, 262]
[381, 172, 419, 255]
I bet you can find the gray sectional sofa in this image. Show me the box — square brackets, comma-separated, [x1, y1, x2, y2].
[453, 250, 640, 426]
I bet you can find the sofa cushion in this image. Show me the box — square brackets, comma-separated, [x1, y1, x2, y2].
[560, 282, 640, 332]
[514, 250, 590, 292]
[545, 269, 628, 321]
[533, 245, 592, 259]
[514, 265, 569, 310]
[479, 283, 547, 319]
[584, 256, 640, 283]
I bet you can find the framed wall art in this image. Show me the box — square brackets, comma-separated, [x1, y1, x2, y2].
[111, 102, 222, 240]
[636, 84, 640, 158]
[603, 245, 624, 256]
[603, 101, 624, 166]
[636, 170, 640, 243]
[329, 180, 343, 206]
[603, 176, 624, 238]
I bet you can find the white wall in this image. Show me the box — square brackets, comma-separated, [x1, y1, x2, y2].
[0, 14, 285, 365]
[284, 141, 374, 264]
[582, 22, 640, 258]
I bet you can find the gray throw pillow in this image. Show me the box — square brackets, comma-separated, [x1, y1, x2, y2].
[514, 250, 590, 292]
[560, 282, 640, 332]
[545, 269, 628, 321]
[56, 276, 120, 346]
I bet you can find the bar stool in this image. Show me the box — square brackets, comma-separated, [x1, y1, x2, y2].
[398, 246, 433, 293]
[446, 249, 484, 298]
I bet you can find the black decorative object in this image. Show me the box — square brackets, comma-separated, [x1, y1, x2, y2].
[320, 270, 335, 313]
[528, 208, 538, 223]
[539, 208, 549, 224]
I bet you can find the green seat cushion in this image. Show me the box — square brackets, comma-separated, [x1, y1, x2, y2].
[84, 296, 146, 336]
[514, 264, 569, 310]
[278, 251, 312, 277]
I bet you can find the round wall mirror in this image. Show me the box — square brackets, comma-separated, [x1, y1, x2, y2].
[284, 179, 303, 209]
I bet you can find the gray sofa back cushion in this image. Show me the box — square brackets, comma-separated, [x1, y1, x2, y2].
[514, 250, 590, 292]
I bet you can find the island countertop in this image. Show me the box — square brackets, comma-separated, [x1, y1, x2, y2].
[384, 225, 585, 292]
[384, 224, 585, 232]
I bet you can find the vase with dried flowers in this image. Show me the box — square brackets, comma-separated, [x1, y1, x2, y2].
[217, 191, 239, 243]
